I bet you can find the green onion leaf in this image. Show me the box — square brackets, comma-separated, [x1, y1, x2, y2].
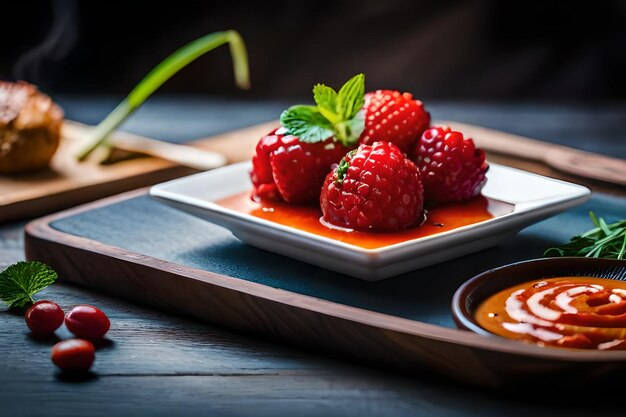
[76, 30, 250, 161]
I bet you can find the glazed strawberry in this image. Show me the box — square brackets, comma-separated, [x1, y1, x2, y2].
[320, 141, 424, 231]
[250, 128, 284, 201]
[359, 90, 430, 154]
[270, 136, 348, 203]
[413, 126, 488, 205]
[251, 74, 368, 204]
[250, 128, 349, 203]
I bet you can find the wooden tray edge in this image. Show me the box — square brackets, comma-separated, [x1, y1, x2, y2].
[22, 189, 626, 386]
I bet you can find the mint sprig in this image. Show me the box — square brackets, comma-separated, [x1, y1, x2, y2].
[279, 106, 335, 143]
[544, 212, 626, 260]
[280, 73, 366, 147]
[0, 261, 58, 308]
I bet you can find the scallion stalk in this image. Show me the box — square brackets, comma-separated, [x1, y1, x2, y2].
[76, 29, 249, 161]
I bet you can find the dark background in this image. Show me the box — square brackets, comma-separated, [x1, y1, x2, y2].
[1, 0, 626, 101]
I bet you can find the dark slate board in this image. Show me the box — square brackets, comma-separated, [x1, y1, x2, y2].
[49, 192, 625, 328]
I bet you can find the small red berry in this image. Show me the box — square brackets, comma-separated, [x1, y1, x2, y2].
[359, 90, 430, 154]
[25, 300, 64, 334]
[65, 305, 110, 340]
[413, 126, 489, 205]
[320, 141, 424, 231]
[51, 339, 95, 372]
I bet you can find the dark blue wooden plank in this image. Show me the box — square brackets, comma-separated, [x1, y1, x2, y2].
[49, 193, 625, 328]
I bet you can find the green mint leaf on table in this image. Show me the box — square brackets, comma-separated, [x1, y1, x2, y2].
[0, 261, 58, 308]
[544, 211, 626, 260]
[282, 73, 366, 147]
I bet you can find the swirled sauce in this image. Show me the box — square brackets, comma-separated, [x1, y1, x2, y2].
[216, 191, 513, 249]
[476, 277, 626, 350]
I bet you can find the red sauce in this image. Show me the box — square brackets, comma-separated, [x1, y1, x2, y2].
[216, 191, 513, 250]
[476, 277, 626, 350]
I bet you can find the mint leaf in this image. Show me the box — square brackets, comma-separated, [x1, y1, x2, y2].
[0, 261, 58, 308]
[313, 84, 339, 123]
[337, 73, 365, 120]
[338, 110, 365, 145]
[280, 105, 335, 143]
[280, 73, 366, 147]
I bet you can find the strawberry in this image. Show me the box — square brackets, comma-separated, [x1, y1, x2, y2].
[251, 130, 349, 203]
[320, 141, 424, 231]
[413, 126, 488, 205]
[359, 90, 430, 154]
[250, 128, 284, 201]
[251, 74, 367, 203]
[250, 74, 431, 204]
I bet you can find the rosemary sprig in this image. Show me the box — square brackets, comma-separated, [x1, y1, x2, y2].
[76, 29, 250, 161]
[544, 211, 626, 260]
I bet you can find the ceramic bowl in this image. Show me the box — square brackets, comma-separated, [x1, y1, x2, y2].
[452, 257, 626, 336]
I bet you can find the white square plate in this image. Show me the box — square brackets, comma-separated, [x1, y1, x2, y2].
[149, 161, 590, 281]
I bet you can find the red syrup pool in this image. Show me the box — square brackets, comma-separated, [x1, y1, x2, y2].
[216, 192, 514, 250]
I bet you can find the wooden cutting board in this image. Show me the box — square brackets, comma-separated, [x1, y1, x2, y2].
[0, 120, 278, 223]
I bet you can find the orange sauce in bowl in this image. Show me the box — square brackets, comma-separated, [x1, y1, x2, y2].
[476, 277, 626, 350]
[216, 191, 513, 250]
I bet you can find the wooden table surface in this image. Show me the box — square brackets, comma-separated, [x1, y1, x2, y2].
[1, 98, 625, 417]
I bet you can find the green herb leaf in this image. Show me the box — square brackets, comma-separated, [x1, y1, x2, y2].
[280, 105, 335, 143]
[0, 261, 58, 308]
[281, 73, 365, 147]
[338, 110, 365, 144]
[544, 212, 626, 260]
[313, 84, 339, 124]
[76, 30, 250, 162]
[336, 73, 365, 120]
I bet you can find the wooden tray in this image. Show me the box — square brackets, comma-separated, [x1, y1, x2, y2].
[0, 120, 277, 223]
[24, 188, 626, 388]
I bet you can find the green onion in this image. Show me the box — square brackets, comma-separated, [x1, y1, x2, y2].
[76, 30, 250, 161]
[544, 211, 626, 260]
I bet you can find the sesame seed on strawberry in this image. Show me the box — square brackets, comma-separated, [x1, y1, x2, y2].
[320, 141, 424, 231]
[413, 126, 489, 205]
[359, 90, 430, 155]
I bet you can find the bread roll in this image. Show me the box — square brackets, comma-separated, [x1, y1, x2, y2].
[0, 81, 64, 174]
